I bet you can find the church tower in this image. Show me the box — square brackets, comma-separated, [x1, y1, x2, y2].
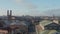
[7, 10, 12, 21]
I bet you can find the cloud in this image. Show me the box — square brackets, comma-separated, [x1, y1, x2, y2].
[27, 8, 60, 16]
[25, 9, 47, 16]
[44, 8, 60, 16]
[12, 0, 47, 16]
[12, 0, 37, 9]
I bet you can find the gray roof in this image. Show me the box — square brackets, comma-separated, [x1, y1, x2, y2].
[4, 20, 30, 27]
[10, 21, 27, 26]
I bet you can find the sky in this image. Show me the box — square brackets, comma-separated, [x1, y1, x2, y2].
[0, 0, 60, 16]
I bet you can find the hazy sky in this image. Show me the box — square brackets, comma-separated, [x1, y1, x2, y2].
[0, 0, 60, 16]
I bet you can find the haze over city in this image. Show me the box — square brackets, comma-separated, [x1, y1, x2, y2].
[0, 0, 60, 16]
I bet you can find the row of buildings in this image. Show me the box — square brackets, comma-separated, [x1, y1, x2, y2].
[0, 10, 40, 34]
[0, 10, 60, 34]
